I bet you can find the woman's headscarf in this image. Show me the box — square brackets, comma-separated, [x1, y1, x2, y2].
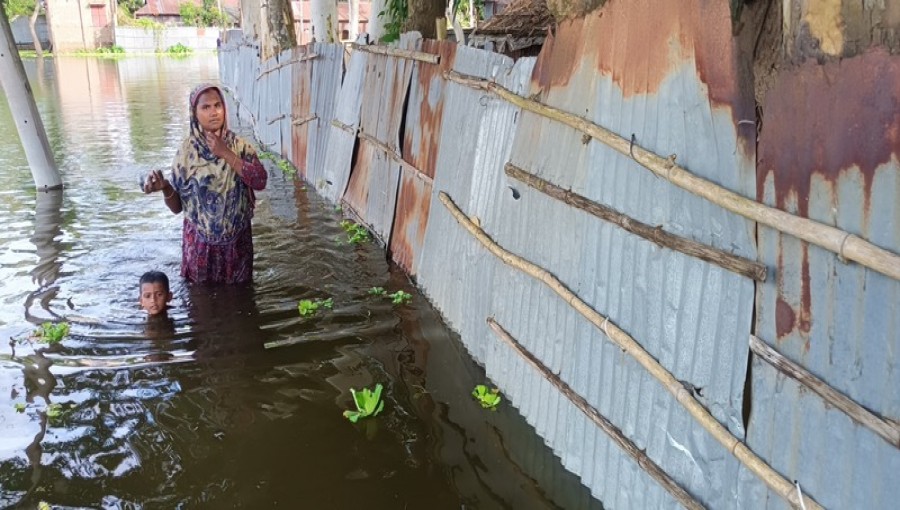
[170, 84, 257, 244]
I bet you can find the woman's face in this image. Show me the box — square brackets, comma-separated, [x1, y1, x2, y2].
[195, 89, 225, 133]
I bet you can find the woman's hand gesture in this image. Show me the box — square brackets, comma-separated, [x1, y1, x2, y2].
[143, 169, 168, 194]
[205, 130, 229, 159]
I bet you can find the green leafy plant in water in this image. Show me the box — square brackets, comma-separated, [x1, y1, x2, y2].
[298, 298, 333, 317]
[343, 383, 385, 423]
[14, 403, 26, 413]
[387, 290, 412, 305]
[340, 220, 370, 244]
[472, 385, 501, 410]
[257, 150, 297, 177]
[368, 287, 386, 296]
[165, 43, 193, 55]
[34, 322, 70, 344]
[38, 502, 51, 510]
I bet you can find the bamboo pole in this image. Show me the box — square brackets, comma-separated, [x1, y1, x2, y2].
[444, 70, 900, 283]
[750, 334, 900, 448]
[257, 52, 319, 79]
[267, 113, 287, 125]
[506, 163, 767, 281]
[357, 131, 431, 181]
[292, 115, 318, 126]
[439, 191, 822, 510]
[487, 318, 705, 510]
[351, 43, 440, 64]
[331, 119, 356, 134]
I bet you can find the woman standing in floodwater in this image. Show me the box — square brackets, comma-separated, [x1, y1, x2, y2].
[143, 84, 267, 284]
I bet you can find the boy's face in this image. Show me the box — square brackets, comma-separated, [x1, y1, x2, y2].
[139, 282, 172, 316]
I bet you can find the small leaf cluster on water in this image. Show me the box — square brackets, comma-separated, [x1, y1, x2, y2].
[343, 383, 385, 423]
[472, 385, 502, 410]
[33, 322, 70, 344]
[340, 220, 371, 244]
[368, 287, 412, 305]
[298, 298, 333, 317]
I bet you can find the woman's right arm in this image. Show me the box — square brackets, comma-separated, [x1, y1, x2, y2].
[143, 169, 182, 214]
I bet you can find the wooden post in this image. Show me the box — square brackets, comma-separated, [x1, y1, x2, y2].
[0, 8, 61, 190]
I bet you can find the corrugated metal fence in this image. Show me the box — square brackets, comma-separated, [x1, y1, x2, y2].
[219, 2, 900, 506]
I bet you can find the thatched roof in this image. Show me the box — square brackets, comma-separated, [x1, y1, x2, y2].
[474, 0, 553, 37]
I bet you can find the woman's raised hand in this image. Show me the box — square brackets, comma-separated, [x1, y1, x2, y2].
[143, 170, 168, 194]
[205, 131, 229, 159]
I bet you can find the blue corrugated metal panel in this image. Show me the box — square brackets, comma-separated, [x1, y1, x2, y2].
[319, 44, 367, 203]
[303, 43, 344, 189]
[419, 3, 760, 508]
[745, 50, 900, 510]
[279, 48, 293, 161]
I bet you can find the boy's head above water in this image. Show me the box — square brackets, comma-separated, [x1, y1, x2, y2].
[139, 271, 172, 316]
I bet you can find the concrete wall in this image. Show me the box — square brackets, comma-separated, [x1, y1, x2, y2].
[10, 15, 51, 50]
[115, 27, 222, 52]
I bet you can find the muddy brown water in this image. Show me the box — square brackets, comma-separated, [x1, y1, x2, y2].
[0, 55, 602, 509]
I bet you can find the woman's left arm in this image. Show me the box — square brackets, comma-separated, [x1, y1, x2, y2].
[229, 151, 267, 191]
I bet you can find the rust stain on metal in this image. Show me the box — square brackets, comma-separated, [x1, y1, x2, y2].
[402, 40, 457, 180]
[291, 46, 313, 179]
[531, 0, 750, 124]
[390, 170, 433, 275]
[343, 142, 374, 215]
[760, 49, 900, 344]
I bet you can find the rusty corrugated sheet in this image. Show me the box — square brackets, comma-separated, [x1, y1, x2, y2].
[318, 44, 366, 203]
[747, 49, 900, 510]
[420, 1, 759, 507]
[390, 40, 457, 274]
[302, 43, 344, 188]
[342, 33, 420, 242]
[292, 46, 313, 178]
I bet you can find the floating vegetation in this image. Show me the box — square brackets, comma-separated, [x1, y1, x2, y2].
[472, 385, 502, 410]
[33, 322, 70, 344]
[387, 290, 412, 305]
[298, 298, 334, 317]
[340, 220, 371, 244]
[343, 384, 385, 423]
[368, 287, 386, 296]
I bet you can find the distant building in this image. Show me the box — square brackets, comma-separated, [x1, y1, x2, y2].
[290, 1, 370, 44]
[134, 0, 241, 26]
[468, 0, 551, 59]
[10, 14, 52, 50]
[45, 0, 115, 51]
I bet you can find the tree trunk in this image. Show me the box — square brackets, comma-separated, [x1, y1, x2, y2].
[260, 0, 296, 59]
[404, 0, 443, 39]
[310, 0, 338, 42]
[349, 0, 359, 41]
[29, 2, 43, 57]
[367, 0, 386, 41]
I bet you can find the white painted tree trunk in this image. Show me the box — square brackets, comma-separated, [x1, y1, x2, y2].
[0, 9, 61, 190]
[349, 0, 359, 41]
[367, 0, 386, 42]
[310, 0, 338, 43]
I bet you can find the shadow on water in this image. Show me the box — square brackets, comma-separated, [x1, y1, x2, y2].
[0, 55, 604, 509]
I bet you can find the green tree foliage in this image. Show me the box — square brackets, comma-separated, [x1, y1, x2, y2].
[117, 0, 144, 16]
[179, 0, 228, 27]
[2, 0, 37, 20]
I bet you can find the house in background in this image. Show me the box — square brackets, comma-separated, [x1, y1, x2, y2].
[290, 1, 370, 44]
[45, 0, 115, 51]
[134, 0, 241, 26]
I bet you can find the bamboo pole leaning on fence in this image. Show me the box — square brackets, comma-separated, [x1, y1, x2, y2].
[350, 43, 440, 64]
[257, 52, 319, 80]
[505, 163, 767, 281]
[443, 70, 900, 283]
[750, 335, 900, 448]
[439, 192, 822, 510]
[487, 318, 706, 510]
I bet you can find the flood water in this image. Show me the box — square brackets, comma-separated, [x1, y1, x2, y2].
[0, 56, 602, 509]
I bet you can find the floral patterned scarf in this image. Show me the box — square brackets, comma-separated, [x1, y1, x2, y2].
[170, 84, 257, 245]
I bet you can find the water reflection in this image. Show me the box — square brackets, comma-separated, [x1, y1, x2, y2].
[0, 55, 602, 509]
